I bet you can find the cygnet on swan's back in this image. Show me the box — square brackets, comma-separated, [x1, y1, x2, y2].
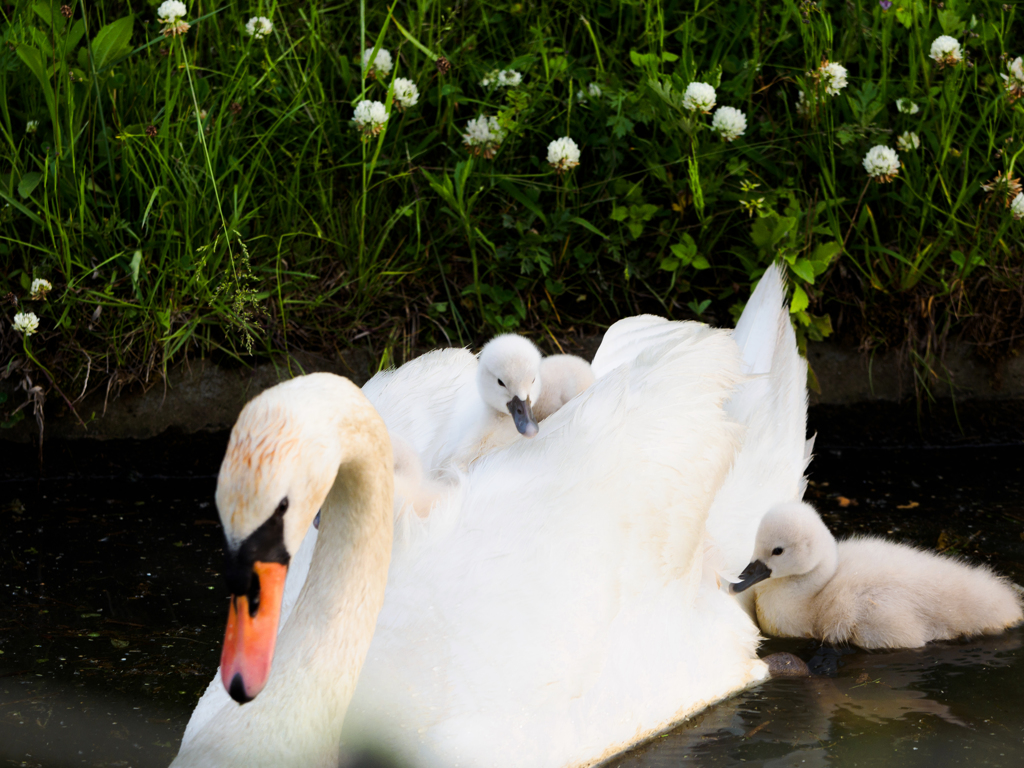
[437, 334, 543, 467]
[474, 333, 543, 437]
[732, 501, 1024, 649]
[532, 354, 595, 422]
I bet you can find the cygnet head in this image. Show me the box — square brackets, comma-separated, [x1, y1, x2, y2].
[732, 501, 837, 593]
[477, 334, 543, 437]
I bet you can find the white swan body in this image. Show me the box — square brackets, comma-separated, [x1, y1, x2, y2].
[733, 501, 1024, 648]
[533, 353, 595, 421]
[177, 263, 809, 768]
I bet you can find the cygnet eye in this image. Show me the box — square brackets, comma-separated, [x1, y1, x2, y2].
[772, 546, 784, 556]
[497, 378, 505, 387]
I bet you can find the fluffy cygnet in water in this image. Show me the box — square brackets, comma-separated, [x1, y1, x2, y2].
[533, 354, 595, 422]
[732, 501, 1024, 649]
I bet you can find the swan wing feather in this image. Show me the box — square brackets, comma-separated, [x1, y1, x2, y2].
[344, 324, 765, 767]
[706, 263, 811, 577]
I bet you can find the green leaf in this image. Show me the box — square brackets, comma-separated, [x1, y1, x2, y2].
[91, 15, 135, 73]
[809, 241, 842, 272]
[687, 298, 711, 315]
[790, 284, 809, 314]
[937, 9, 964, 36]
[610, 206, 629, 222]
[18, 172, 43, 199]
[16, 46, 56, 126]
[670, 243, 694, 266]
[570, 217, 609, 239]
[750, 220, 771, 248]
[66, 18, 87, 52]
[660, 257, 680, 272]
[30, 26, 54, 58]
[32, 1, 52, 26]
[129, 250, 142, 286]
[497, 179, 547, 227]
[606, 114, 634, 139]
[806, 312, 833, 342]
[691, 255, 711, 270]
[790, 258, 815, 283]
[636, 203, 659, 221]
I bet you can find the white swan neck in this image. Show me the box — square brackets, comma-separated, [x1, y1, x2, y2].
[174, 389, 394, 768]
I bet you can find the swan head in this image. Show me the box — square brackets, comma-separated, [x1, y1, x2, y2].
[731, 501, 836, 593]
[213, 374, 361, 703]
[477, 334, 543, 437]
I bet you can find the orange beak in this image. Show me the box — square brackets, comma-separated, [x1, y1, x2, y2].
[220, 560, 288, 703]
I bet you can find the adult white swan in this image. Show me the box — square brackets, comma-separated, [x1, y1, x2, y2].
[173, 264, 808, 767]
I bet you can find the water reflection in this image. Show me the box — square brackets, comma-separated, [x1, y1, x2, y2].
[611, 630, 1024, 767]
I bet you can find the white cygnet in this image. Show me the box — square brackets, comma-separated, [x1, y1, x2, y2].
[441, 334, 543, 468]
[475, 334, 543, 437]
[732, 501, 1024, 649]
[533, 354, 595, 422]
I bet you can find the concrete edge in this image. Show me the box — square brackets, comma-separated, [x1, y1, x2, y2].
[1, 340, 1021, 443]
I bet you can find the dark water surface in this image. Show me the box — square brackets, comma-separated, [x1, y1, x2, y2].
[1, 403, 1022, 767]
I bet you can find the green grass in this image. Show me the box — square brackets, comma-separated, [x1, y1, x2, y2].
[1, 0, 1022, 426]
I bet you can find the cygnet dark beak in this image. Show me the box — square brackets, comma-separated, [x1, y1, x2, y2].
[507, 396, 539, 437]
[731, 559, 772, 594]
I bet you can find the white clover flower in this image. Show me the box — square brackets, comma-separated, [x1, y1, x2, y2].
[682, 81, 716, 113]
[245, 16, 273, 39]
[795, 89, 811, 117]
[462, 115, 504, 159]
[352, 100, 388, 137]
[576, 82, 603, 103]
[497, 70, 522, 87]
[1001, 56, 1024, 101]
[929, 35, 962, 68]
[1011, 193, 1024, 220]
[12, 311, 39, 336]
[547, 137, 580, 171]
[26, 120, 39, 134]
[391, 78, 419, 110]
[362, 47, 393, 78]
[819, 61, 848, 96]
[711, 106, 747, 142]
[482, 69, 522, 88]
[30, 278, 53, 300]
[863, 145, 900, 182]
[896, 131, 920, 152]
[157, 0, 187, 22]
[157, 0, 190, 36]
[896, 98, 920, 115]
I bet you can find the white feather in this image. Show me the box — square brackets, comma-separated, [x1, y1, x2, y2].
[178, 267, 809, 767]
